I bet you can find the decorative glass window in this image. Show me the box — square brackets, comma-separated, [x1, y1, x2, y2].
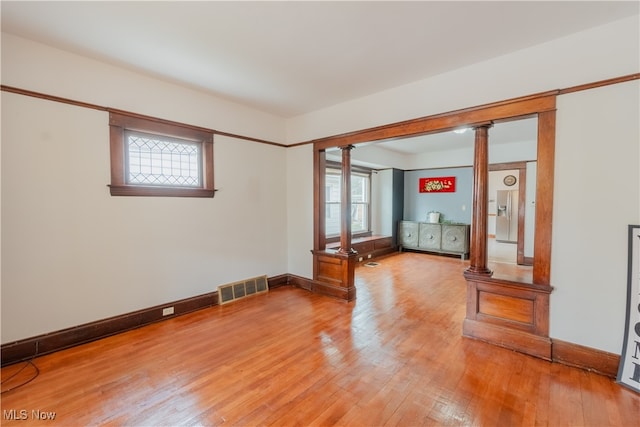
[125, 131, 201, 187]
[109, 112, 214, 197]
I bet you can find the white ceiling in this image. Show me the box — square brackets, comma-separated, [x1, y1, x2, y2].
[2, 1, 638, 118]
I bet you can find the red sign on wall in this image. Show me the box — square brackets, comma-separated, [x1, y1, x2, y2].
[419, 176, 456, 193]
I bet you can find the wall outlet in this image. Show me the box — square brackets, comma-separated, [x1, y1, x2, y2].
[358, 257, 363, 262]
[368, 254, 372, 258]
[162, 306, 174, 316]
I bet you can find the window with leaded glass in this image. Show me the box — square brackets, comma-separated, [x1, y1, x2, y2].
[109, 111, 214, 197]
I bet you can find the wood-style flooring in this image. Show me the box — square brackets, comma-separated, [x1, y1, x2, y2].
[1, 252, 639, 426]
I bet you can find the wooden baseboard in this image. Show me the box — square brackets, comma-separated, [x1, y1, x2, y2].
[463, 319, 552, 361]
[2, 274, 621, 379]
[552, 339, 620, 378]
[288, 274, 356, 300]
[1, 274, 291, 367]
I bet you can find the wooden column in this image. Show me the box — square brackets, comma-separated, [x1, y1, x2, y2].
[314, 148, 326, 252]
[311, 144, 357, 301]
[338, 145, 356, 255]
[533, 110, 556, 286]
[465, 123, 493, 277]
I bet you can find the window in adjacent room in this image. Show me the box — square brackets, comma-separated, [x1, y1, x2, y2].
[108, 111, 214, 197]
[325, 164, 371, 238]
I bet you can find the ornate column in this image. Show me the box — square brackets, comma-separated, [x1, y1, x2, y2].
[338, 145, 356, 255]
[311, 144, 357, 301]
[465, 123, 493, 277]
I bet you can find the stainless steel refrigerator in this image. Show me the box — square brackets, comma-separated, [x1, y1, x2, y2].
[495, 190, 518, 243]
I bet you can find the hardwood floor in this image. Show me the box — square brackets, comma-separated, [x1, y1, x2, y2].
[2, 252, 638, 426]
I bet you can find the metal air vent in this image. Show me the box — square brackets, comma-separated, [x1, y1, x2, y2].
[218, 275, 269, 305]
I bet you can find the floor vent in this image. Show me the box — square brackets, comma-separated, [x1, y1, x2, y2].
[218, 275, 269, 305]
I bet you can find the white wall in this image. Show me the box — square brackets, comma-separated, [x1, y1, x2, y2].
[1, 33, 285, 143]
[286, 144, 314, 278]
[551, 80, 639, 353]
[286, 15, 639, 144]
[371, 169, 393, 236]
[1, 34, 290, 343]
[1, 93, 289, 343]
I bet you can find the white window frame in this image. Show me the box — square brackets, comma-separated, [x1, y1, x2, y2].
[324, 164, 371, 238]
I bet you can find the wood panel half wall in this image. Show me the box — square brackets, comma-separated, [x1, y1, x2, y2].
[463, 275, 552, 360]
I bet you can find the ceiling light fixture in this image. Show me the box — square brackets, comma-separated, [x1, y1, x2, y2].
[453, 127, 470, 134]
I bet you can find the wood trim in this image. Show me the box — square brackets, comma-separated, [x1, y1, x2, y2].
[287, 274, 315, 292]
[311, 250, 358, 301]
[109, 108, 218, 136]
[210, 130, 286, 148]
[3, 74, 636, 150]
[108, 111, 216, 197]
[558, 73, 640, 95]
[1, 84, 107, 111]
[466, 124, 492, 276]
[552, 339, 620, 378]
[108, 186, 216, 198]
[533, 110, 556, 286]
[1, 274, 290, 367]
[0, 85, 285, 147]
[314, 149, 326, 252]
[463, 319, 552, 361]
[463, 275, 552, 360]
[308, 93, 557, 150]
[289, 274, 356, 301]
[266, 274, 290, 289]
[312, 93, 557, 298]
[326, 160, 374, 175]
[516, 168, 527, 265]
[1, 292, 217, 367]
[325, 231, 373, 244]
[338, 146, 356, 254]
[299, 73, 639, 149]
[285, 140, 315, 148]
[488, 161, 527, 171]
[326, 236, 398, 263]
[0, 271, 622, 380]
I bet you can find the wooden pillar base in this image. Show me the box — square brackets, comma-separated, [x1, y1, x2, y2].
[311, 249, 358, 301]
[463, 275, 552, 360]
[463, 267, 493, 278]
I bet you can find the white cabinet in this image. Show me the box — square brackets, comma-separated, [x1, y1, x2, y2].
[399, 221, 470, 259]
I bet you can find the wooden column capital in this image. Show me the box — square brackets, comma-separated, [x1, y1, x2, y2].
[471, 121, 494, 130]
